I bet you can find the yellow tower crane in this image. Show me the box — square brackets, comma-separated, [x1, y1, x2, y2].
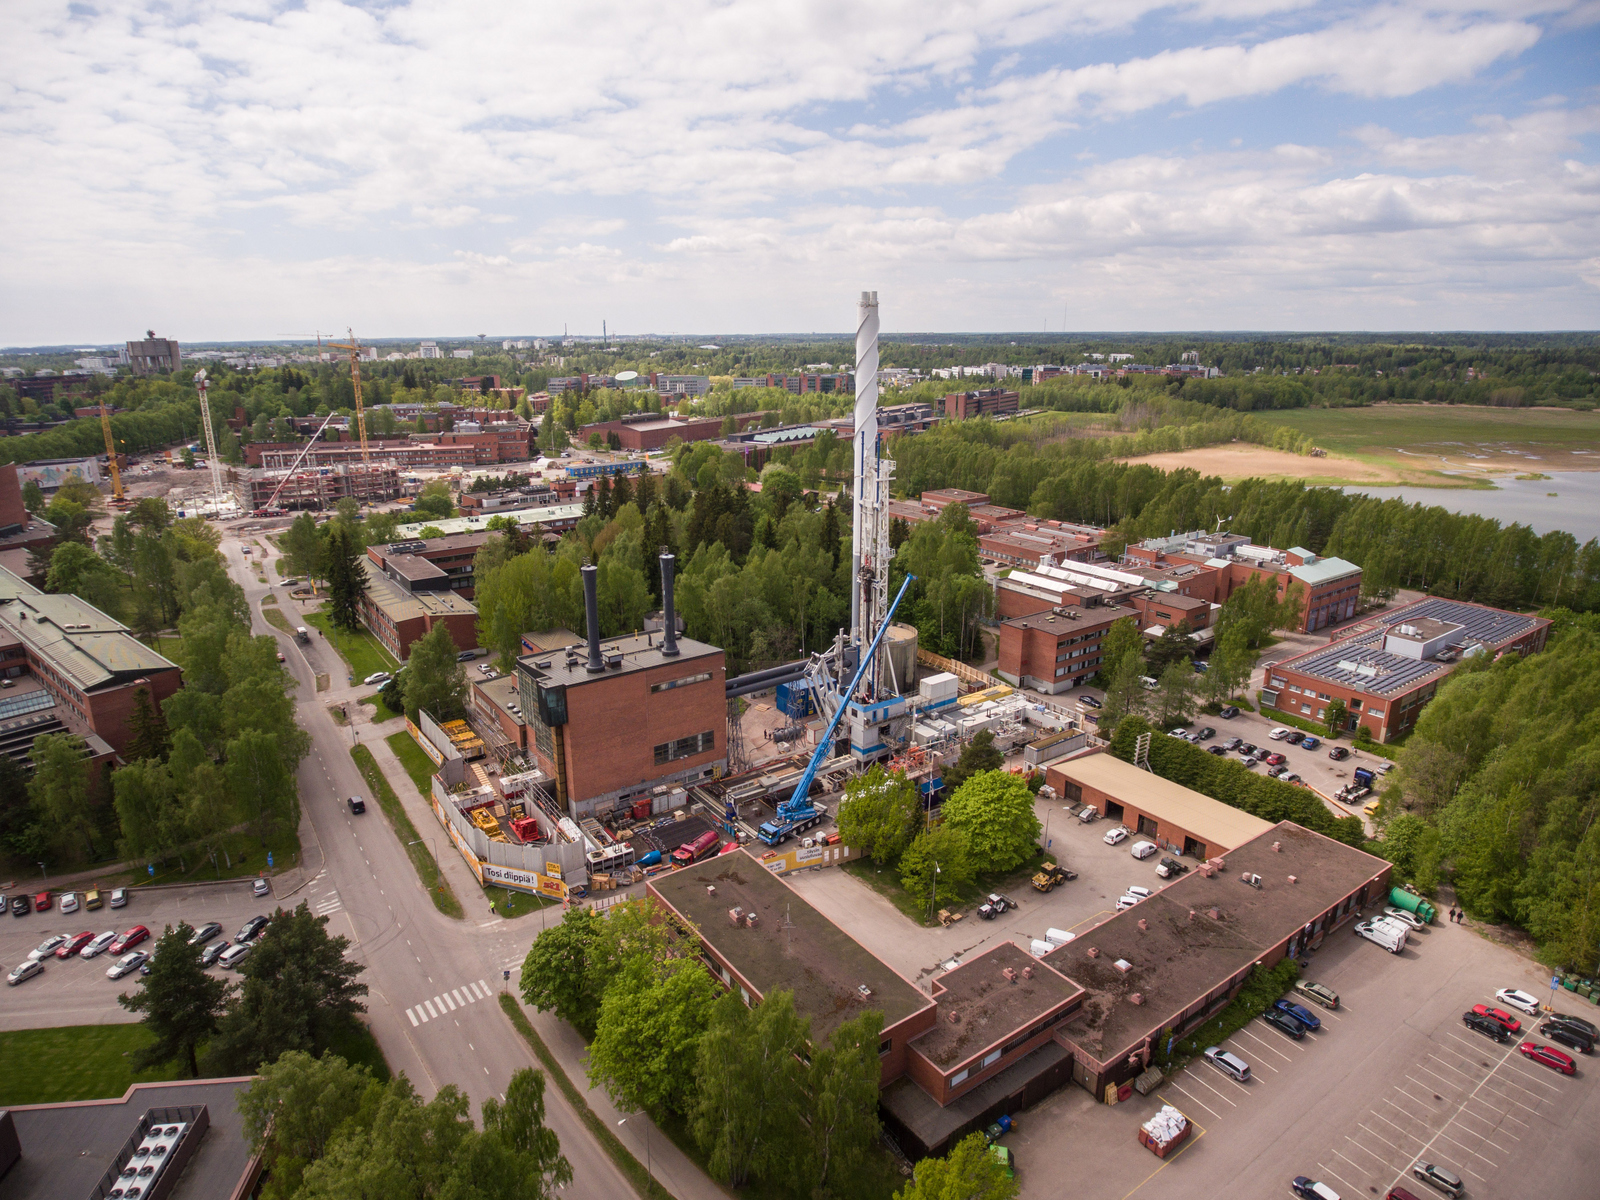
[324, 329, 371, 469]
[99, 400, 129, 508]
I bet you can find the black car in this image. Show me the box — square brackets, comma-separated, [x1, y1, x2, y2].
[1549, 1011, 1600, 1040]
[236, 915, 270, 943]
[1539, 1021, 1594, 1054]
[347, 795, 367, 815]
[1252, 746, 1272, 761]
[1219, 705, 1239, 719]
[1328, 747, 1351, 761]
[1463, 1011, 1512, 1043]
[1078, 695, 1102, 709]
[1267, 764, 1287, 778]
[1207, 745, 1229, 756]
[1283, 730, 1305, 745]
[189, 922, 223, 945]
[9, 895, 30, 917]
[199, 941, 228, 967]
[1194, 726, 1216, 741]
[1261, 1008, 1306, 1039]
[1238, 742, 1257, 756]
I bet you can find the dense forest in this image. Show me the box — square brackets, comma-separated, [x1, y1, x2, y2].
[1374, 609, 1600, 973]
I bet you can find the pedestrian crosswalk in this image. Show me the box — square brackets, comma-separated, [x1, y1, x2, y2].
[314, 888, 343, 917]
[406, 979, 495, 1026]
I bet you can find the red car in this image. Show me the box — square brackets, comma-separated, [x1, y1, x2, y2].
[1519, 1042, 1576, 1075]
[1264, 752, 1286, 766]
[56, 931, 94, 958]
[33, 890, 51, 911]
[1471, 1004, 1522, 1034]
[109, 925, 150, 955]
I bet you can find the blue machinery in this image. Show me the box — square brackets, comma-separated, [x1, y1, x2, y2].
[756, 573, 914, 846]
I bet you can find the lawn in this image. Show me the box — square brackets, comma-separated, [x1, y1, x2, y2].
[485, 884, 558, 919]
[351, 744, 463, 919]
[261, 604, 293, 634]
[843, 846, 1048, 928]
[304, 610, 399, 683]
[115, 825, 302, 890]
[322, 1020, 392, 1082]
[151, 634, 185, 667]
[386, 731, 439, 797]
[0, 1025, 179, 1105]
[358, 691, 403, 723]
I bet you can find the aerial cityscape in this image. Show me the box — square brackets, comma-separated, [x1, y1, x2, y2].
[2, 4, 1598, 1200]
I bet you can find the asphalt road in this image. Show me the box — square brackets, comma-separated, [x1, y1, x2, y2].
[223, 530, 641, 1197]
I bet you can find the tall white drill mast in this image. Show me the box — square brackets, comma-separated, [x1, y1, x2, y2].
[849, 290, 896, 696]
[193, 370, 229, 515]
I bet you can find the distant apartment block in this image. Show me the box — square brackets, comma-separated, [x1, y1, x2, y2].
[419, 341, 442, 359]
[651, 374, 713, 397]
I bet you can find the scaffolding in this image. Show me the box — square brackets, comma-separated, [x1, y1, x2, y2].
[238, 461, 401, 511]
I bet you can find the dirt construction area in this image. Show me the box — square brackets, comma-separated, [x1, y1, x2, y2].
[1120, 443, 1405, 484]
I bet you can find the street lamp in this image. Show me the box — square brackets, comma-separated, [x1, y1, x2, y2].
[927, 861, 941, 923]
[38, 861, 47, 887]
[1042, 804, 1069, 852]
[617, 1115, 651, 1183]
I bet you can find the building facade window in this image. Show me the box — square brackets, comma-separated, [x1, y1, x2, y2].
[650, 672, 713, 694]
[654, 730, 716, 765]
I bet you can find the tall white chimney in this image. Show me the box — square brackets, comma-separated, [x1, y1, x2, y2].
[851, 290, 879, 647]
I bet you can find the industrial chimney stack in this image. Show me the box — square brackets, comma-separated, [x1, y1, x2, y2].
[581, 561, 603, 673]
[659, 549, 679, 657]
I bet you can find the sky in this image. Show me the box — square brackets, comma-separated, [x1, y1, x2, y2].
[2, 0, 1598, 343]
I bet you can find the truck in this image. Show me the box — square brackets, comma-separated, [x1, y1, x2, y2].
[1387, 887, 1437, 925]
[295, 627, 310, 643]
[1353, 766, 1376, 789]
[671, 830, 720, 866]
[1030, 862, 1075, 893]
[1354, 915, 1408, 953]
[758, 574, 915, 847]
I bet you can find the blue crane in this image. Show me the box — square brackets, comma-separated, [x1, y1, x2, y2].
[757, 573, 915, 846]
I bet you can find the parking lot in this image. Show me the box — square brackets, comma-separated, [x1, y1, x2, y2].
[997, 894, 1600, 1200]
[0, 879, 283, 1028]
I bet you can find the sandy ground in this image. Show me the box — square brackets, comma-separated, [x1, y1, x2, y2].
[1119, 444, 1405, 482]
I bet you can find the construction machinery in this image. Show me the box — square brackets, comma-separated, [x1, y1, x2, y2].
[1030, 862, 1075, 893]
[323, 329, 371, 468]
[98, 400, 130, 509]
[253, 409, 341, 515]
[191, 370, 233, 517]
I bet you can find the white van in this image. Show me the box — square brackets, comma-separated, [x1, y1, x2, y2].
[1030, 939, 1054, 958]
[1354, 916, 1407, 953]
[1139, 676, 1159, 690]
[1045, 928, 1075, 947]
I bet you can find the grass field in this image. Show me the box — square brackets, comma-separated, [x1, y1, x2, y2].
[358, 691, 403, 723]
[1269, 405, 1600, 481]
[304, 610, 399, 683]
[260, 604, 293, 634]
[385, 731, 438, 796]
[0, 1026, 178, 1106]
[351, 744, 463, 919]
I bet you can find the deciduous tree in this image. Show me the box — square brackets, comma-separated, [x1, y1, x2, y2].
[899, 824, 975, 916]
[837, 766, 921, 865]
[401, 623, 467, 721]
[941, 771, 1040, 875]
[895, 1131, 1018, 1200]
[118, 922, 230, 1077]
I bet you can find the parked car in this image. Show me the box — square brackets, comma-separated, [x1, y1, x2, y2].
[253, 877, 271, 897]
[1261, 1007, 1306, 1039]
[1269, 727, 1293, 741]
[1264, 752, 1286, 766]
[1202, 1046, 1250, 1082]
[1155, 857, 1188, 878]
[1116, 894, 1142, 911]
[1273, 998, 1322, 1032]
[29, 934, 69, 961]
[1194, 726, 1215, 741]
[1539, 1021, 1593, 1055]
[1547, 1011, 1600, 1041]
[237, 915, 270, 942]
[1103, 826, 1130, 846]
[1267, 764, 1287, 778]
[1518, 1041, 1576, 1075]
[1495, 987, 1541, 1016]
[1411, 1162, 1464, 1199]
[976, 893, 1014, 920]
[1237, 742, 1257, 756]
[9, 894, 31, 917]
[1167, 728, 1189, 740]
[1470, 1003, 1522, 1034]
[1328, 746, 1351, 761]
[1293, 980, 1340, 1010]
[1383, 907, 1425, 931]
[218, 942, 254, 969]
[1221, 736, 1242, 751]
[1280, 772, 1303, 784]
[1363, 799, 1382, 818]
[1290, 1177, 1339, 1200]
[1283, 730, 1305, 745]
[33, 890, 51, 911]
[80, 930, 118, 959]
[59, 892, 79, 913]
[200, 941, 229, 967]
[109, 926, 150, 955]
[1078, 694, 1102, 709]
[1207, 745, 1229, 756]
[456, 649, 478, 662]
[1462, 1012, 1512, 1043]
[84, 888, 102, 910]
[57, 931, 94, 958]
[140, 950, 156, 976]
[1252, 746, 1272, 761]
[1218, 705, 1239, 718]
[363, 671, 393, 686]
[1130, 840, 1158, 860]
[189, 922, 223, 945]
[1300, 736, 1321, 750]
[7, 959, 44, 986]
[106, 951, 148, 980]
[109, 888, 128, 909]
[1125, 885, 1152, 899]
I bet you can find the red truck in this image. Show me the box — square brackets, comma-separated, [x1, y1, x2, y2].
[671, 830, 720, 866]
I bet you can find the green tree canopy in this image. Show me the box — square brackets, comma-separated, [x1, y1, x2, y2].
[941, 770, 1041, 875]
[401, 623, 467, 722]
[118, 921, 231, 1078]
[895, 1131, 1018, 1200]
[837, 766, 921, 865]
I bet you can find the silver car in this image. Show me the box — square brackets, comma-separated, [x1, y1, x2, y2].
[7, 959, 44, 986]
[106, 951, 148, 979]
[80, 930, 118, 959]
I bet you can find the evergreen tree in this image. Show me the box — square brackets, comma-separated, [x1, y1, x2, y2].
[125, 686, 170, 762]
[820, 498, 841, 569]
[119, 922, 230, 1077]
[324, 523, 368, 632]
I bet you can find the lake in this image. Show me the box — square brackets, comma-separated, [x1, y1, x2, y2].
[1342, 471, 1600, 542]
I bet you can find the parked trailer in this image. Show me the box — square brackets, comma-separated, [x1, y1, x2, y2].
[1387, 887, 1437, 925]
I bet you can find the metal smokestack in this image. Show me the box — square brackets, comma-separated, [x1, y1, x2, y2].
[850, 290, 879, 646]
[659, 548, 679, 657]
[581, 561, 603, 673]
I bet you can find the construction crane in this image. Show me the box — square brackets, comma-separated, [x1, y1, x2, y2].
[254, 409, 341, 515]
[191, 370, 231, 517]
[98, 399, 129, 509]
[323, 329, 371, 468]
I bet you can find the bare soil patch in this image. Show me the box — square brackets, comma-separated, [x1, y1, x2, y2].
[1118, 443, 1405, 483]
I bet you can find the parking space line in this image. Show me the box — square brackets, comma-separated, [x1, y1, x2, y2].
[1476, 1081, 1543, 1115]
[1424, 1054, 1480, 1081]
[1367, 1111, 1423, 1145]
[1463, 1097, 1526, 1129]
[1381, 1044, 1523, 1198]
[1354, 1123, 1402, 1153]
[1324, 1153, 1367, 1192]
[1160, 1083, 1221, 1123]
[1402, 1076, 1456, 1103]
[1441, 1030, 1496, 1055]
[1497, 1062, 1564, 1094]
[1434, 1129, 1498, 1167]
[1342, 1134, 1397, 1167]
[1416, 1064, 1474, 1092]
[1178, 1068, 1239, 1106]
[1232, 1027, 1291, 1064]
[1450, 1105, 1517, 1142]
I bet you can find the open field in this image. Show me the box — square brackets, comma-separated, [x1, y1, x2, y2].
[1119, 443, 1408, 485]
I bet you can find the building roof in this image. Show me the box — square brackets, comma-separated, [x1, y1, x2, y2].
[916, 943, 1082, 1069]
[1003, 604, 1137, 635]
[1048, 821, 1389, 1064]
[1053, 753, 1274, 852]
[0, 1079, 256, 1200]
[518, 628, 720, 690]
[1274, 596, 1546, 697]
[1288, 556, 1362, 587]
[0, 566, 179, 691]
[362, 571, 477, 622]
[650, 853, 932, 1044]
[394, 504, 585, 539]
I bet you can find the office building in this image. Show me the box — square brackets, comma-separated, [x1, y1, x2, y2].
[125, 332, 181, 374]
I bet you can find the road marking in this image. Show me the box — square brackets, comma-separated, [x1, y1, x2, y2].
[407, 1008, 419, 1026]
[1382, 1044, 1522, 1199]
[1319, 1159, 1361, 1195]
[440, 993, 456, 1011]
[1229, 1028, 1286, 1067]
[1180, 1067, 1240, 1105]
[1118, 1105, 1204, 1199]
[1355, 1123, 1402, 1152]
[480, 978, 491, 995]
[452, 987, 467, 1005]
[1160, 1082, 1221, 1122]
[424, 999, 439, 1018]
[1497, 1061, 1564, 1093]
[1424, 1054, 1477, 1081]
[1342, 1136, 1393, 1164]
[1434, 1129, 1497, 1166]
[1452, 1104, 1517, 1141]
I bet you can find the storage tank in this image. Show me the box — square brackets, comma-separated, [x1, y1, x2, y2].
[884, 622, 918, 694]
[1388, 887, 1436, 924]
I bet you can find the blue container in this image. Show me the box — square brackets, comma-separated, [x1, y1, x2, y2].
[635, 850, 663, 868]
[776, 682, 815, 718]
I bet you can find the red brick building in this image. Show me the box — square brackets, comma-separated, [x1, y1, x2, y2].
[579, 413, 759, 452]
[943, 388, 1019, 420]
[357, 575, 479, 663]
[366, 531, 491, 600]
[997, 603, 1139, 693]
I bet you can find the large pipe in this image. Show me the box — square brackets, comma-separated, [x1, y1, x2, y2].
[850, 290, 879, 645]
[659, 548, 679, 657]
[581, 561, 603, 673]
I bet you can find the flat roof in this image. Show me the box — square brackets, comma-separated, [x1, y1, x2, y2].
[375, 531, 492, 557]
[0, 566, 179, 691]
[1003, 605, 1136, 635]
[916, 943, 1082, 1069]
[394, 505, 585, 539]
[1049, 820, 1389, 1063]
[0, 1079, 255, 1200]
[363, 571, 477, 622]
[386, 554, 449, 583]
[1288, 556, 1362, 587]
[650, 853, 931, 1045]
[1275, 596, 1546, 697]
[518, 628, 721, 690]
[1052, 752, 1274, 852]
